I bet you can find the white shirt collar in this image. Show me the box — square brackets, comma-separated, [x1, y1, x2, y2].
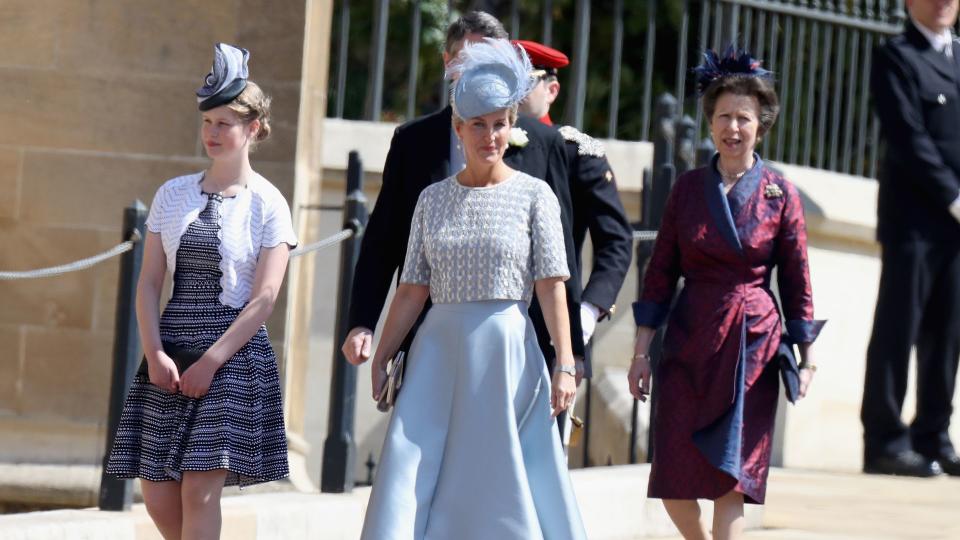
[912, 15, 955, 58]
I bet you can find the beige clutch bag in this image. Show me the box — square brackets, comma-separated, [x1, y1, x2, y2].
[376, 351, 406, 413]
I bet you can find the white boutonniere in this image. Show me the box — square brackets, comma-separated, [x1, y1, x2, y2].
[764, 184, 784, 199]
[508, 127, 529, 147]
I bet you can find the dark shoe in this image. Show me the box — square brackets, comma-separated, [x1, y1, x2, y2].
[863, 450, 943, 477]
[932, 452, 960, 476]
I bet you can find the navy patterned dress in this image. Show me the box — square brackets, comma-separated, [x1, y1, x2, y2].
[106, 192, 288, 487]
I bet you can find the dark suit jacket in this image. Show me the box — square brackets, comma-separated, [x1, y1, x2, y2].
[347, 106, 585, 362]
[872, 20, 960, 244]
[567, 143, 633, 314]
[572, 144, 633, 370]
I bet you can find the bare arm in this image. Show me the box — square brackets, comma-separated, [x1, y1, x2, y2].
[628, 325, 656, 402]
[136, 231, 180, 393]
[368, 283, 430, 400]
[137, 232, 166, 363]
[534, 277, 577, 417]
[208, 245, 289, 364]
[797, 342, 816, 399]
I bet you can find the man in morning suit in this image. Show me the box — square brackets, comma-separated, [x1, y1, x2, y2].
[515, 40, 634, 384]
[862, 0, 960, 477]
[341, 12, 585, 376]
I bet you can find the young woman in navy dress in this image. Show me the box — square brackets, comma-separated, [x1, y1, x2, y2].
[106, 44, 297, 539]
[628, 48, 826, 540]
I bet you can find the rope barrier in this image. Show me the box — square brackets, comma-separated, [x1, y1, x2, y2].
[0, 228, 357, 280]
[0, 230, 142, 281]
[2, 225, 647, 280]
[290, 229, 354, 258]
[633, 230, 658, 242]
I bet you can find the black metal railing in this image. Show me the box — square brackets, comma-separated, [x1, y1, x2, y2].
[328, 0, 915, 178]
[327, 0, 658, 138]
[679, 0, 904, 178]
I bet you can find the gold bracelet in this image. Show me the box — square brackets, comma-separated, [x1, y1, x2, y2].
[632, 353, 651, 361]
[800, 363, 818, 372]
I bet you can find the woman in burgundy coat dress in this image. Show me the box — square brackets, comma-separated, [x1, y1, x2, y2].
[627, 49, 825, 540]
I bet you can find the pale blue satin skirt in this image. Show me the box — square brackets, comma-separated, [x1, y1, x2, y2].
[360, 300, 587, 540]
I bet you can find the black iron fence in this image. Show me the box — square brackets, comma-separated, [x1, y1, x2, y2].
[328, 0, 917, 178]
[682, 0, 905, 178]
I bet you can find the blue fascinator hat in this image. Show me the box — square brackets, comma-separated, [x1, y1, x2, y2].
[446, 38, 536, 119]
[692, 44, 772, 96]
[196, 43, 249, 111]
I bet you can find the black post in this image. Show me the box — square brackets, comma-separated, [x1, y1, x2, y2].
[99, 201, 147, 511]
[674, 115, 697, 176]
[321, 151, 368, 493]
[581, 378, 592, 467]
[628, 392, 639, 464]
[696, 136, 717, 168]
[650, 93, 677, 227]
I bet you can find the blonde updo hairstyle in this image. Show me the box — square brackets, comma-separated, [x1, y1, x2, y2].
[226, 81, 272, 146]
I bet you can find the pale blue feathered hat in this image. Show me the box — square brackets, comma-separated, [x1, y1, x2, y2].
[445, 38, 536, 119]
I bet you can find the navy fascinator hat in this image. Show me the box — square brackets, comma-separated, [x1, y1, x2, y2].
[445, 38, 536, 119]
[692, 44, 772, 96]
[196, 43, 249, 111]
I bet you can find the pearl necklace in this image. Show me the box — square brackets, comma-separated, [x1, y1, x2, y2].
[717, 160, 752, 193]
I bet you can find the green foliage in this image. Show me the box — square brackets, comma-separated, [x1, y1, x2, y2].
[327, 1, 694, 140]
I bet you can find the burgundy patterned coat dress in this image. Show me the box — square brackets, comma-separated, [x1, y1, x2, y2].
[633, 154, 825, 504]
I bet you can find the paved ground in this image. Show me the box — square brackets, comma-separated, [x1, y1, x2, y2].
[2, 464, 958, 539]
[660, 468, 960, 540]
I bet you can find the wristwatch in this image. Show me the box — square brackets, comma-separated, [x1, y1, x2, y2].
[555, 364, 577, 377]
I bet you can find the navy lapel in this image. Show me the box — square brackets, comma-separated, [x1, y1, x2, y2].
[953, 39, 960, 79]
[703, 154, 744, 254]
[907, 21, 957, 82]
[504, 138, 525, 169]
[726, 153, 763, 218]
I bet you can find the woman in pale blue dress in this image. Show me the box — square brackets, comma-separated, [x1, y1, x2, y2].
[357, 39, 587, 540]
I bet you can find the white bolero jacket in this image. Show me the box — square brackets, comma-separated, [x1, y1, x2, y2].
[145, 171, 298, 308]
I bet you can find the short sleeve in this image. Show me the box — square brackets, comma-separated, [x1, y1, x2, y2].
[145, 183, 166, 233]
[530, 184, 570, 281]
[399, 194, 431, 285]
[262, 192, 298, 249]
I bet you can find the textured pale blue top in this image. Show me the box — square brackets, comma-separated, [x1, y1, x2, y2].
[400, 172, 569, 304]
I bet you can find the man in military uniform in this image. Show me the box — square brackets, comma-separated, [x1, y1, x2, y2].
[341, 14, 584, 383]
[515, 40, 634, 387]
[861, 0, 960, 478]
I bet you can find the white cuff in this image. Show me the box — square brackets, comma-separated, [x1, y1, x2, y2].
[950, 194, 960, 224]
[580, 303, 600, 346]
[582, 302, 602, 321]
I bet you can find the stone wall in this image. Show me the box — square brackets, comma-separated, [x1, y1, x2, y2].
[0, 0, 308, 464]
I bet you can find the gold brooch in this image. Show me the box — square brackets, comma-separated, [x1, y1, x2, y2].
[764, 184, 784, 199]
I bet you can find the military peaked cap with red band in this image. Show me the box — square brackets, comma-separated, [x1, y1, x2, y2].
[512, 40, 569, 74]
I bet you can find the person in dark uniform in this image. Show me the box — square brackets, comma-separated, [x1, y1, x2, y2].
[341, 12, 584, 380]
[515, 40, 634, 384]
[862, 0, 960, 478]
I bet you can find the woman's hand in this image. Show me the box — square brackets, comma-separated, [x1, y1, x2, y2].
[147, 353, 180, 394]
[179, 357, 220, 399]
[627, 355, 652, 402]
[797, 343, 816, 400]
[798, 366, 816, 400]
[551, 369, 577, 417]
[372, 358, 389, 401]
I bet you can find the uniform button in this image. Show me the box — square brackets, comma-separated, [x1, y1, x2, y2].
[938, 93, 947, 105]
